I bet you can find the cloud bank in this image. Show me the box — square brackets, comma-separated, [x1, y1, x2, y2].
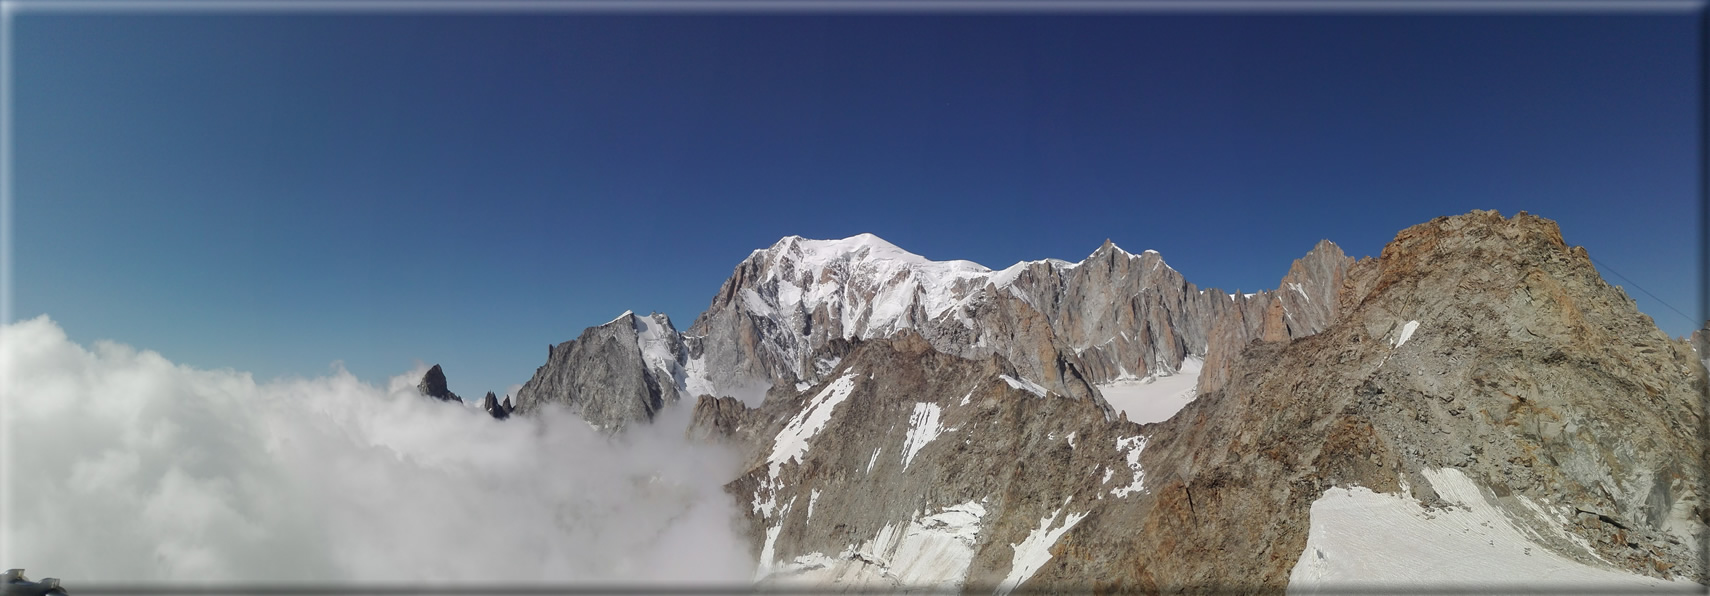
[1, 315, 753, 584]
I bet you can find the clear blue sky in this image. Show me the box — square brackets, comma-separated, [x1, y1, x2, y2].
[12, 8, 1703, 400]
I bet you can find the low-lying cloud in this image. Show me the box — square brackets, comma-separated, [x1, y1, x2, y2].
[1, 315, 754, 584]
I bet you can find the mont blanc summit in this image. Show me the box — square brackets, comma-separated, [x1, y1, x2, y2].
[489, 211, 1704, 591]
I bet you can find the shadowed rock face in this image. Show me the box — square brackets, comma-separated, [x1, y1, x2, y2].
[692, 211, 1706, 592]
[481, 391, 509, 420]
[416, 364, 460, 402]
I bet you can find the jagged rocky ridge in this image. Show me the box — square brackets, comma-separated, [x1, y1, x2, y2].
[685, 211, 1705, 591]
[503, 210, 1703, 589]
[413, 365, 516, 420]
[515, 234, 1348, 430]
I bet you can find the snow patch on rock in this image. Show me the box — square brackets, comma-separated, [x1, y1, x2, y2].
[999, 374, 1049, 398]
[768, 372, 859, 474]
[1110, 435, 1149, 498]
[900, 403, 944, 471]
[762, 501, 989, 589]
[1393, 320, 1420, 348]
[755, 373, 859, 519]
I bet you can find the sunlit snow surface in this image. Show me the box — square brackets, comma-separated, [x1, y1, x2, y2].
[1393, 319, 1421, 348]
[1289, 468, 1694, 594]
[1097, 356, 1202, 424]
[1109, 435, 1148, 498]
[742, 234, 1169, 362]
[900, 402, 944, 471]
[764, 501, 989, 590]
[757, 372, 861, 519]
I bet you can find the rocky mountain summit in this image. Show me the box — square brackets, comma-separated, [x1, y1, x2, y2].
[1044, 210, 1707, 590]
[415, 364, 460, 403]
[506, 210, 1703, 591]
[481, 391, 514, 420]
[414, 365, 516, 420]
[678, 211, 1705, 592]
[516, 233, 1350, 431]
[512, 311, 690, 429]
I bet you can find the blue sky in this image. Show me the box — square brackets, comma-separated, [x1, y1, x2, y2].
[11, 8, 1703, 400]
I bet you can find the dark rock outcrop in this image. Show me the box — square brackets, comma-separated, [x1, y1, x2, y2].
[416, 364, 460, 402]
[481, 391, 508, 420]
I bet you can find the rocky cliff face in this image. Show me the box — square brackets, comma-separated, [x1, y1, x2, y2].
[1196, 240, 1353, 395]
[690, 211, 1705, 592]
[512, 311, 689, 430]
[1690, 324, 1710, 371]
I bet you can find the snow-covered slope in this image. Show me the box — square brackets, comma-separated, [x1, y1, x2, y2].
[745, 234, 996, 332]
[1097, 356, 1202, 424]
[1289, 468, 1695, 593]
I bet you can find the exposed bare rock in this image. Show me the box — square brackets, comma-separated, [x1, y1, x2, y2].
[481, 391, 509, 420]
[1276, 239, 1353, 336]
[1197, 240, 1354, 395]
[696, 330, 1143, 590]
[415, 364, 460, 403]
[512, 311, 687, 430]
[1690, 324, 1710, 372]
[690, 211, 1704, 592]
[1040, 211, 1707, 591]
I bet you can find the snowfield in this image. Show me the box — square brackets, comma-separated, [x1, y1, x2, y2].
[1288, 468, 1695, 594]
[1097, 356, 1202, 424]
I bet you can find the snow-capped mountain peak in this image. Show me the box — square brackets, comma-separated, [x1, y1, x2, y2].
[759, 233, 992, 277]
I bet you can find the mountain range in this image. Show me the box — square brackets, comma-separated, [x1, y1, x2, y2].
[423, 210, 1706, 592]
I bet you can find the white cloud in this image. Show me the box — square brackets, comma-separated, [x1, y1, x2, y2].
[0, 315, 753, 584]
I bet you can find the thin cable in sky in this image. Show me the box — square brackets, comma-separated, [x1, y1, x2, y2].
[1588, 255, 1701, 328]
